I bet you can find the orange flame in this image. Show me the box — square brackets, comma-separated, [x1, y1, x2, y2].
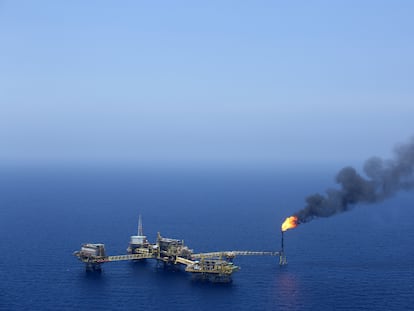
[281, 216, 298, 232]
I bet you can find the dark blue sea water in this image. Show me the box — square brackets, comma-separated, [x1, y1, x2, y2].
[1, 164, 413, 310]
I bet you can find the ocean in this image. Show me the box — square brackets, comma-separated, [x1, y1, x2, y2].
[1, 164, 413, 310]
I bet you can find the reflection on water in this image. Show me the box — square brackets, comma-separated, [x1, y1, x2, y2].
[75, 269, 109, 302]
[78, 270, 106, 284]
[271, 270, 302, 310]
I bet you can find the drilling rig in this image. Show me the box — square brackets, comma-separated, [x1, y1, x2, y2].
[73, 216, 287, 283]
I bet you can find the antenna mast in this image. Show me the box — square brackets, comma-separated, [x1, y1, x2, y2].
[138, 215, 143, 236]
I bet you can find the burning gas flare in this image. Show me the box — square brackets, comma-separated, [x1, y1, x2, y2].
[281, 216, 298, 232]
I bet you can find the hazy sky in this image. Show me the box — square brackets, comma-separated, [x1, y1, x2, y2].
[1, 1, 413, 166]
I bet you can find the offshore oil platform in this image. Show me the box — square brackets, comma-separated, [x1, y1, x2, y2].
[74, 216, 287, 283]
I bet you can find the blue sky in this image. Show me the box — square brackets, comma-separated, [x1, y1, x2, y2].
[1, 1, 413, 166]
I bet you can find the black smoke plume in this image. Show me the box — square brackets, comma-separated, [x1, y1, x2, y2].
[295, 137, 414, 224]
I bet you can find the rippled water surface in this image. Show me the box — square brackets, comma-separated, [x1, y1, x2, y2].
[1, 166, 413, 310]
